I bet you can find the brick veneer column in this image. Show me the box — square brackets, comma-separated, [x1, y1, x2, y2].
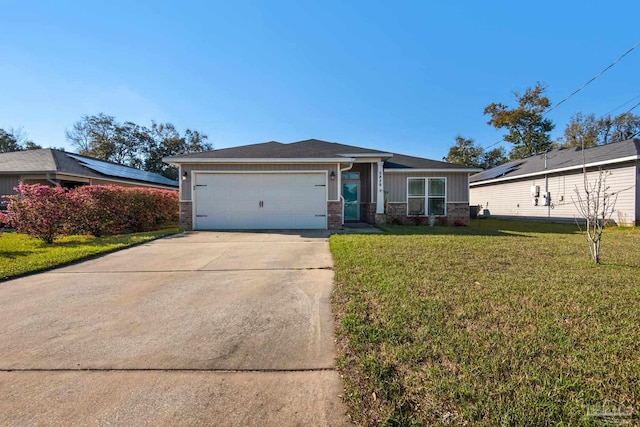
[327, 201, 343, 229]
[179, 201, 193, 231]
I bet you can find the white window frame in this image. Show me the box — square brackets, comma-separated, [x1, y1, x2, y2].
[406, 177, 447, 216]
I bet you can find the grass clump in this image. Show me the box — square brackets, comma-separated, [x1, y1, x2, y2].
[331, 219, 639, 426]
[0, 227, 179, 280]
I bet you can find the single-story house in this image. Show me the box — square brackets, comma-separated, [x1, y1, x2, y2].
[163, 139, 480, 230]
[0, 149, 178, 206]
[470, 138, 640, 225]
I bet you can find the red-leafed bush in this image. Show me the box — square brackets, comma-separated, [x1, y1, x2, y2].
[122, 188, 160, 232]
[4, 183, 71, 243]
[4, 184, 178, 242]
[67, 185, 128, 237]
[0, 211, 7, 233]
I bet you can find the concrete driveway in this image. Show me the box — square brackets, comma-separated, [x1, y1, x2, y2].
[0, 231, 351, 426]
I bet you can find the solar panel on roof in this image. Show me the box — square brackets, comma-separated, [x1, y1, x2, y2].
[67, 154, 178, 187]
[477, 161, 523, 180]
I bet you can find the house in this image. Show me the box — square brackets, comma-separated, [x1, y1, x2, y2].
[0, 149, 178, 207]
[469, 138, 640, 225]
[163, 139, 480, 230]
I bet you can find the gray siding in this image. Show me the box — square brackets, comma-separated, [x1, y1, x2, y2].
[180, 163, 339, 201]
[470, 163, 637, 225]
[0, 176, 20, 207]
[0, 176, 20, 196]
[385, 172, 471, 203]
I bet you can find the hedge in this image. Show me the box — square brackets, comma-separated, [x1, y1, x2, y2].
[2, 183, 178, 243]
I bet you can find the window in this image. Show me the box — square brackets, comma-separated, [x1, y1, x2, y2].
[407, 178, 425, 216]
[342, 172, 360, 180]
[407, 177, 446, 216]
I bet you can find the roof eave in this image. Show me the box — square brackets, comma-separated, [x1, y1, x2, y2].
[0, 170, 177, 189]
[385, 168, 483, 173]
[470, 155, 640, 186]
[339, 152, 394, 159]
[163, 157, 355, 164]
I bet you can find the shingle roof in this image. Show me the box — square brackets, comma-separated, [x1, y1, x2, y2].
[470, 139, 640, 184]
[165, 138, 478, 170]
[0, 149, 178, 187]
[384, 153, 472, 169]
[168, 139, 391, 159]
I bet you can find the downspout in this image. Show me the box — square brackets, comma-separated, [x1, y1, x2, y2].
[339, 162, 354, 225]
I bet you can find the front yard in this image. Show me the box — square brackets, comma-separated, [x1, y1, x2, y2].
[0, 228, 179, 281]
[330, 220, 639, 426]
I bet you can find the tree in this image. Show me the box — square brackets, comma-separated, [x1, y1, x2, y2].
[0, 128, 41, 152]
[481, 147, 508, 169]
[444, 136, 508, 169]
[444, 136, 484, 167]
[598, 112, 640, 144]
[112, 121, 152, 168]
[0, 129, 21, 153]
[559, 112, 599, 148]
[558, 112, 640, 148]
[65, 119, 92, 154]
[572, 141, 618, 264]
[484, 82, 555, 159]
[66, 114, 211, 179]
[23, 140, 42, 150]
[66, 113, 119, 160]
[144, 122, 212, 180]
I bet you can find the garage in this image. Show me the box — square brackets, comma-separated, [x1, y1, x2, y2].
[193, 172, 328, 230]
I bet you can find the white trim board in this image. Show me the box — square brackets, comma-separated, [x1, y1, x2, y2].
[165, 157, 351, 164]
[385, 168, 481, 173]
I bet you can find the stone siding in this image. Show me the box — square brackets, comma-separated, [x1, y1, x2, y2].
[179, 201, 193, 231]
[327, 201, 343, 229]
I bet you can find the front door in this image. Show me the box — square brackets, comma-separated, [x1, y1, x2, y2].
[342, 182, 359, 221]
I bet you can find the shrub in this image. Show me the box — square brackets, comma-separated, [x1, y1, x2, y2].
[4, 184, 178, 241]
[121, 188, 178, 232]
[0, 211, 6, 233]
[413, 215, 428, 226]
[4, 183, 70, 243]
[67, 185, 127, 236]
[123, 188, 157, 232]
[435, 216, 448, 226]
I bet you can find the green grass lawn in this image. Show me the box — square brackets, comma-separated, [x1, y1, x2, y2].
[330, 219, 640, 426]
[0, 227, 180, 281]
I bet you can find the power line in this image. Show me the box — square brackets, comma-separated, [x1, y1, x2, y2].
[481, 41, 640, 150]
[626, 100, 640, 113]
[604, 94, 640, 115]
[545, 40, 640, 114]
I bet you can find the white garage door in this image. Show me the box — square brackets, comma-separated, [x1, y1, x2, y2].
[193, 172, 328, 230]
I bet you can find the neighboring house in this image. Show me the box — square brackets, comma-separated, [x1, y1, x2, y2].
[0, 149, 178, 207]
[470, 138, 640, 225]
[163, 139, 480, 230]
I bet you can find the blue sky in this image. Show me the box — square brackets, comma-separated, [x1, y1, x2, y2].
[1, 1, 639, 160]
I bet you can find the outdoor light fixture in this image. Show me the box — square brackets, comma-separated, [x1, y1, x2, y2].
[330, 171, 336, 181]
[182, 171, 188, 180]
